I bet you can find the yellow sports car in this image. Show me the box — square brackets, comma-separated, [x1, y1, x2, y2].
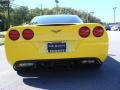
[5, 15, 108, 72]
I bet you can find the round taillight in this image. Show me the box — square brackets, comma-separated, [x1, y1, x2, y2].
[22, 29, 34, 40]
[93, 26, 104, 37]
[79, 26, 90, 38]
[9, 30, 20, 41]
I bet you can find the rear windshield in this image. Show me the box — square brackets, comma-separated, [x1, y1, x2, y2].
[30, 15, 83, 24]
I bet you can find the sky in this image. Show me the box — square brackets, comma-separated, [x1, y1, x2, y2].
[13, 0, 120, 23]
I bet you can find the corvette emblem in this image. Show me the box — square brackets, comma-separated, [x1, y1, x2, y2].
[51, 30, 61, 33]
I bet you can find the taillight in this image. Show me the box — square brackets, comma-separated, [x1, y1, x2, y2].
[9, 30, 20, 41]
[79, 26, 90, 38]
[93, 26, 104, 37]
[22, 29, 34, 40]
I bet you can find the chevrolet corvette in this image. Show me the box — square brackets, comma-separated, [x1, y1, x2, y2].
[5, 15, 108, 72]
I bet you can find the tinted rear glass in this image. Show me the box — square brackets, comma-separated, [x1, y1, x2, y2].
[31, 15, 83, 24]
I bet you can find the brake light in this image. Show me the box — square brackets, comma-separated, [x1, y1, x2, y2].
[22, 29, 34, 40]
[9, 30, 20, 41]
[79, 26, 90, 38]
[93, 26, 104, 37]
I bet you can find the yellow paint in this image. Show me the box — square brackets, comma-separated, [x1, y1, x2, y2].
[5, 23, 108, 65]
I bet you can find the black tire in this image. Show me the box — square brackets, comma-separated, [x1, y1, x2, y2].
[87, 63, 102, 69]
[17, 69, 41, 77]
[17, 70, 28, 77]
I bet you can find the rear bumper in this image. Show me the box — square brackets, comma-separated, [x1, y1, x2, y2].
[5, 42, 108, 65]
[13, 57, 102, 71]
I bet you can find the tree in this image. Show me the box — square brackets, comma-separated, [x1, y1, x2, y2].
[10, 6, 29, 25]
[0, 5, 103, 27]
[0, 0, 14, 29]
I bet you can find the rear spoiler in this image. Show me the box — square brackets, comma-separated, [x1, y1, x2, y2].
[32, 23, 81, 26]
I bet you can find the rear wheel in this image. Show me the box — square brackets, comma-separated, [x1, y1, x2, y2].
[17, 70, 37, 77]
[87, 61, 102, 69]
[13, 62, 36, 77]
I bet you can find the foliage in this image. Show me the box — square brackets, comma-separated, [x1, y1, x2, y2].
[0, 4, 103, 29]
[10, 6, 29, 25]
[0, 0, 14, 29]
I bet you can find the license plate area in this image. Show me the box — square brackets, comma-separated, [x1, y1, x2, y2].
[47, 42, 66, 53]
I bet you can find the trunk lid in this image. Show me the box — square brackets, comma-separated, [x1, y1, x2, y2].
[30, 24, 81, 41]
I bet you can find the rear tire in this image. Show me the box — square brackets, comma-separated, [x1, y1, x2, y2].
[88, 63, 102, 69]
[17, 70, 28, 77]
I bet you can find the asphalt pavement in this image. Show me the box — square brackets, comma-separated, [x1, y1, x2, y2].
[0, 31, 120, 90]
